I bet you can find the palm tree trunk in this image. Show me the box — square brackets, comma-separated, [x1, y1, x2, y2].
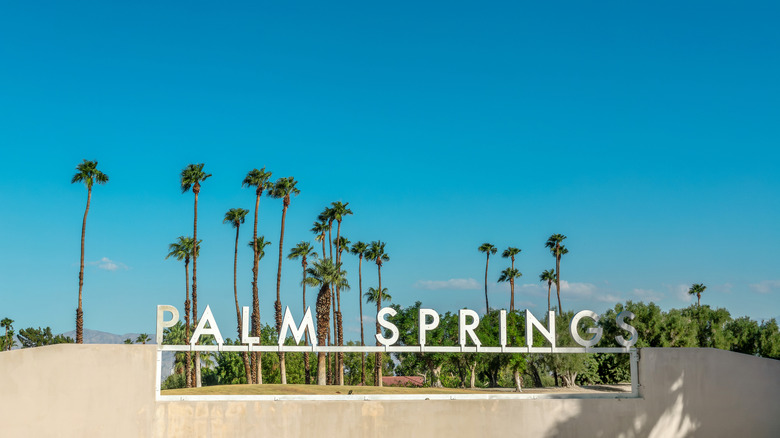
[76, 185, 91, 344]
[510, 279, 515, 312]
[251, 192, 261, 385]
[375, 264, 383, 387]
[359, 255, 365, 386]
[275, 202, 288, 385]
[547, 281, 552, 313]
[484, 254, 490, 313]
[335, 221, 344, 385]
[192, 188, 201, 387]
[555, 253, 563, 317]
[316, 285, 331, 385]
[302, 259, 310, 385]
[233, 226, 251, 383]
[184, 260, 192, 388]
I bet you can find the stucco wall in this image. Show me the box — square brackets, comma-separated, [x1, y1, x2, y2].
[1, 345, 778, 437]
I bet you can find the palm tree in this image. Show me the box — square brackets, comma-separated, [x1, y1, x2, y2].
[503, 247, 521, 270]
[349, 241, 369, 385]
[478, 243, 497, 313]
[136, 333, 151, 344]
[242, 167, 273, 384]
[180, 163, 211, 387]
[364, 287, 392, 305]
[311, 221, 329, 261]
[123, 338, 133, 344]
[267, 176, 300, 385]
[365, 240, 389, 387]
[166, 236, 199, 387]
[304, 259, 349, 385]
[545, 234, 567, 317]
[334, 234, 351, 385]
[247, 237, 272, 259]
[223, 207, 250, 381]
[498, 268, 522, 312]
[318, 207, 336, 260]
[71, 160, 109, 344]
[288, 241, 318, 384]
[1, 318, 13, 351]
[689, 283, 706, 307]
[539, 269, 556, 313]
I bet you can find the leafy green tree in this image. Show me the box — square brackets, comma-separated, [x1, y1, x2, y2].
[389, 302, 454, 388]
[166, 236, 199, 387]
[304, 258, 349, 384]
[688, 283, 706, 307]
[71, 159, 109, 344]
[726, 316, 760, 355]
[497, 268, 522, 312]
[758, 319, 780, 359]
[477, 243, 497, 312]
[268, 176, 300, 385]
[683, 305, 733, 349]
[288, 241, 318, 384]
[349, 240, 369, 385]
[135, 333, 151, 344]
[180, 163, 211, 387]
[242, 167, 273, 384]
[365, 240, 389, 386]
[545, 234, 567, 317]
[17, 327, 74, 348]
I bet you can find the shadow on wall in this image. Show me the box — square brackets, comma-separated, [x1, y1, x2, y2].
[544, 348, 780, 438]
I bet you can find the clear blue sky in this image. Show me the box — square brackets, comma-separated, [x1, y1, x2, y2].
[1, 1, 778, 339]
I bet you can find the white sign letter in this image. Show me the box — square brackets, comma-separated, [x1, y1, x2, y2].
[499, 310, 507, 349]
[459, 309, 482, 347]
[615, 310, 638, 347]
[279, 306, 316, 346]
[156, 305, 179, 345]
[191, 305, 224, 346]
[376, 307, 399, 346]
[570, 310, 603, 347]
[241, 306, 260, 344]
[526, 310, 555, 348]
[418, 308, 440, 346]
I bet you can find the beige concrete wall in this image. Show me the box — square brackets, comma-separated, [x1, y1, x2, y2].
[1, 345, 778, 437]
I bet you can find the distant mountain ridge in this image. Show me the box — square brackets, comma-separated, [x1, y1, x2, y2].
[60, 328, 155, 345]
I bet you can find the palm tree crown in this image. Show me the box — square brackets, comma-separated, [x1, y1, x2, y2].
[242, 167, 273, 195]
[288, 241, 318, 265]
[305, 259, 350, 291]
[223, 208, 249, 228]
[365, 241, 390, 266]
[364, 287, 392, 304]
[166, 236, 200, 261]
[247, 237, 271, 259]
[502, 247, 521, 261]
[71, 159, 109, 188]
[180, 163, 211, 193]
[478, 243, 497, 312]
[267, 176, 300, 203]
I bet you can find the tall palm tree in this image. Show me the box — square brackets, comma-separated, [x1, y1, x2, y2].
[242, 167, 272, 384]
[135, 333, 151, 344]
[498, 268, 522, 312]
[311, 221, 329, 261]
[180, 163, 211, 387]
[502, 247, 521, 271]
[545, 234, 567, 317]
[539, 269, 556, 313]
[267, 176, 300, 385]
[288, 241, 318, 384]
[318, 207, 336, 260]
[349, 241, 369, 385]
[304, 259, 349, 385]
[478, 243, 497, 313]
[365, 240, 389, 387]
[248, 237, 272, 259]
[166, 236, 199, 387]
[334, 234, 351, 385]
[689, 283, 707, 307]
[1, 318, 13, 351]
[223, 208, 250, 381]
[71, 159, 108, 344]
